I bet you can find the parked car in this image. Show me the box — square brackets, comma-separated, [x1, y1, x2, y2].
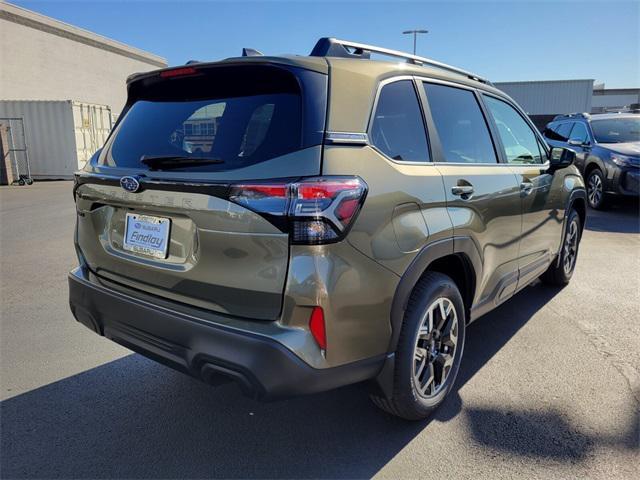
[69, 38, 586, 420]
[542, 113, 640, 209]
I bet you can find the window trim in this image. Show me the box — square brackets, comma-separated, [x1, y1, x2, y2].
[366, 75, 553, 169]
[366, 75, 434, 166]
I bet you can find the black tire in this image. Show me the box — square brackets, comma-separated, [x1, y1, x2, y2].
[370, 272, 466, 420]
[25, 178, 34, 185]
[17, 178, 25, 186]
[541, 208, 582, 286]
[586, 168, 606, 209]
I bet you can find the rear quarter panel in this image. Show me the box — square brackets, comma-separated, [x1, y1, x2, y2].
[317, 145, 452, 365]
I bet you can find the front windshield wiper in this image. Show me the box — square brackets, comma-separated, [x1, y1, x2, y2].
[140, 155, 225, 170]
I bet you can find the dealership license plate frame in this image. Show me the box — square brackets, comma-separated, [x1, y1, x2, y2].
[123, 213, 171, 259]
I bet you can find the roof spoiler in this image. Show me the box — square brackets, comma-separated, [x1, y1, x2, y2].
[310, 37, 491, 85]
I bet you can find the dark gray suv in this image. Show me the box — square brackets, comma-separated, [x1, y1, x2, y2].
[543, 113, 640, 209]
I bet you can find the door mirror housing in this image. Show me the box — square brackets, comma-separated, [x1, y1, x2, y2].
[549, 147, 576, 172]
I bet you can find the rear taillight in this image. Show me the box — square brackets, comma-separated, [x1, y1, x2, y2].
[229, 176, 367, 244]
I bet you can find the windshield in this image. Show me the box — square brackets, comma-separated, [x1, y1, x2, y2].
[591, 118, 640, 144]
[98, 65, 326, 172]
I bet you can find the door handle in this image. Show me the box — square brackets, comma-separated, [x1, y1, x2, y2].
[451, 185, 474, 197]
[520, 181, 534, 195]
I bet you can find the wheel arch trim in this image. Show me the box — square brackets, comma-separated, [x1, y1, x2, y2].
[556, 188, 587, 267]
[373, 236, 481, 400]
[387, 236, 482, 353]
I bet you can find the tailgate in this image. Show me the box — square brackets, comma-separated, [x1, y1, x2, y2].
[74, 62, 327, 320]
[75, 181, 290, 320]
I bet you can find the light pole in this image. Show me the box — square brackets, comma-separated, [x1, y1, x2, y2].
[402, 29, 429, 55]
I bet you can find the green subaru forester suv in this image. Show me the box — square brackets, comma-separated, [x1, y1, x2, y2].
[69, 38, 587, 420]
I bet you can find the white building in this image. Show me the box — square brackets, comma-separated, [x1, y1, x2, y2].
[0, 2, 167, 179]
[494, 80, 595, 130]
[592, 86, 640, 113]
[495, 79, 640, 131]
[0, 2, 167, 115]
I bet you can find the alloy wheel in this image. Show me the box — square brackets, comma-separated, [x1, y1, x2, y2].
[587, 172, 602, 208]
[563, 219, 579, 275]
[413, 297, 459, 398]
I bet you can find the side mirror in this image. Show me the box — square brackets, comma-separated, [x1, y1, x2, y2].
[549, 147, 576, 172]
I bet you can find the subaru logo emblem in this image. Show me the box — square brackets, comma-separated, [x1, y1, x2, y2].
[120, 176, 141, 193]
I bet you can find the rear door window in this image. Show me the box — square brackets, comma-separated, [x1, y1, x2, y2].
[569, 122, 589, 144]
[370, 80, 430, 162]
[555, 122, 573, 141]
[423, 83, 497, 163]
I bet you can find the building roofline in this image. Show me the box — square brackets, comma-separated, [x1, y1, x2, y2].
[0, 2, 167, 68]
[494, 79, 595, 85]
[592, 88, 640, 95]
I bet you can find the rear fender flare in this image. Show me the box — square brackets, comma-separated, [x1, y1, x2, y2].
[555, 188, 587, 267]
[387, 236, 482, 352]
[372, 236, 482, 400]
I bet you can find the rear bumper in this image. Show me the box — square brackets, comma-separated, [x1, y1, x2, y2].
[68, 267, 384, 400]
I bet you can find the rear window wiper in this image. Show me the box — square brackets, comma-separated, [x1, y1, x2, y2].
[140, 155, 225, 170]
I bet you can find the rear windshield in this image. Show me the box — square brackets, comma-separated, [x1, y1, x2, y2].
[591, 118, 640, 144]
[99, 65, 326, 172]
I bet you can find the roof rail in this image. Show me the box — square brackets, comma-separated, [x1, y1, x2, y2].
[552, 112, 591, 121]
[309, 37, 491, 85]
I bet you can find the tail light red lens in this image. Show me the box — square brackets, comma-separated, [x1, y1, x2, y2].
[229, 176, 367, 244]
[309, 306, 327, 350]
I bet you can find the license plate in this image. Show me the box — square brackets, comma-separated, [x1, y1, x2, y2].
[123, 213, 171, 259]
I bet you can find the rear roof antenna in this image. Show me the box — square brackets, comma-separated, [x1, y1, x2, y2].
[242, 48, 263, 57]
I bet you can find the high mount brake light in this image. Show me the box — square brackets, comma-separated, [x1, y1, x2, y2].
[229, 176, 368, 244]
[159, 67, 199, 78]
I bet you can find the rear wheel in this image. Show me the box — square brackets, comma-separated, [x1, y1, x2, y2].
[370, 272, 466, 420]
[587, 168, 605, 209]
[542, 208, 581, 286]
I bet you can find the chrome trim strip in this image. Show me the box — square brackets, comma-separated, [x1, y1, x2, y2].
[434, 161, 551, 168]
[324, 131, 369, 145]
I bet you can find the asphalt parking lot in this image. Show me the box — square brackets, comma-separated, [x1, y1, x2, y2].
[1, 181, 638, 479]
